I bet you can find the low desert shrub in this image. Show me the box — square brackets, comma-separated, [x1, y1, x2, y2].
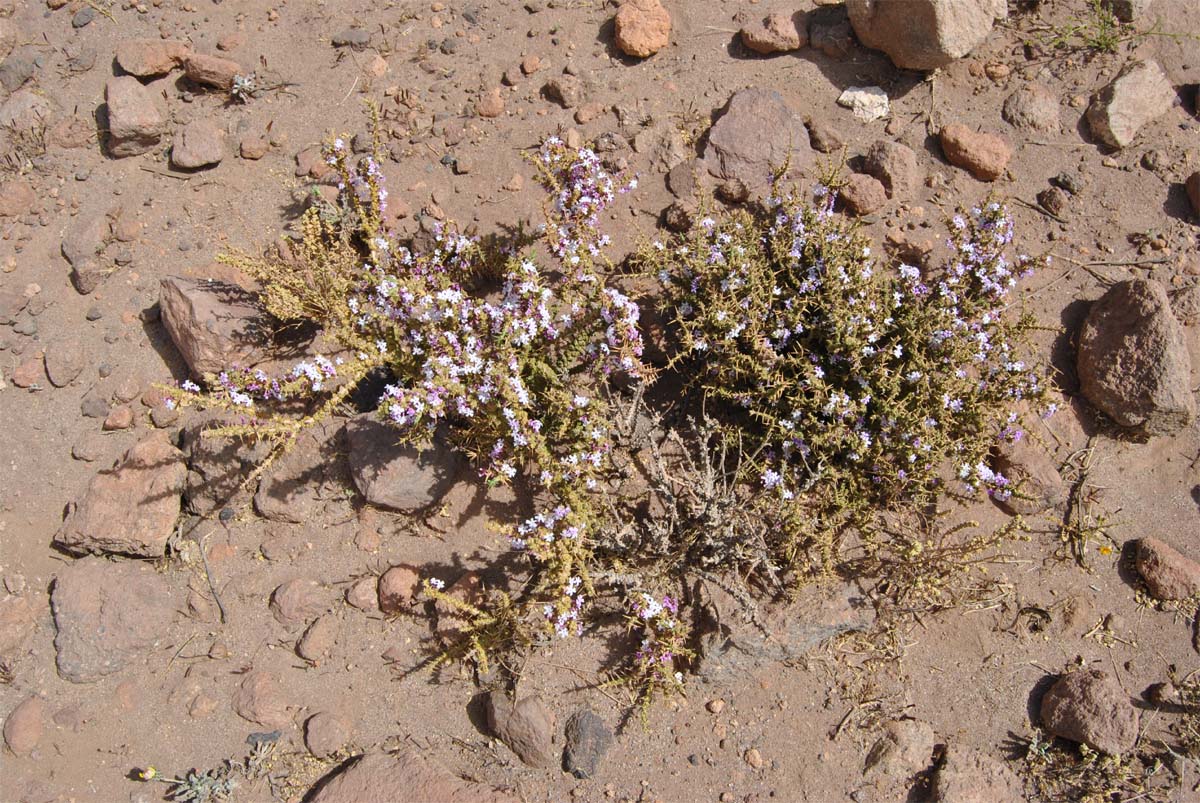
[647, 180, 1052, 583]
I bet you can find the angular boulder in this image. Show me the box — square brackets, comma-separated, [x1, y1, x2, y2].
[846, 0, 1006, 71]
[104, 76, 166, 158]
[1077, 279, 1195, 436]
[702, 88, 812, 193]
[54, 432, 187, 558]
[159, 276, 266, 378]
[1086, 60, 1176, 149]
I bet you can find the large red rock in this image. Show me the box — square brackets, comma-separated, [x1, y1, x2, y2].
[54, 432, 186, 558]
[614, 0, 671, 58]
[1040, 670, 1139, 755]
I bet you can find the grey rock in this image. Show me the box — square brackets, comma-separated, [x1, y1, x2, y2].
[1086, 60, 1176, 149]
[563, 709, 612, 779]
[1002, 81, 1061, 133]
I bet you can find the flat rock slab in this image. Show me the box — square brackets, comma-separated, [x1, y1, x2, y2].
[54, 432, 186, 558]
[51, 556, 177, 683]
[694, 580, 873, 681]
[308, 750, 519, 803]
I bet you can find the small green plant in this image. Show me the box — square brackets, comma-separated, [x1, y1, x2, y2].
[604, 590, 695, 724]
[136, 740, 276, 802]
[1037, 0, 1124, 54]
[1020, 729, 1170, 802]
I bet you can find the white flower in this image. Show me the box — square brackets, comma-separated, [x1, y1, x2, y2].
[429, 578, 445, 590]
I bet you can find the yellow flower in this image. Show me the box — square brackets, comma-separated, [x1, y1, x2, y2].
[137, 767, 157, 781]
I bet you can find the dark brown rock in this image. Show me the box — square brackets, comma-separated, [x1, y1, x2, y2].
[345, 416, 461, 512]
[254, 419, 348, 523]
[485, 692, 557, 768]
[564, 709, 612, 779]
